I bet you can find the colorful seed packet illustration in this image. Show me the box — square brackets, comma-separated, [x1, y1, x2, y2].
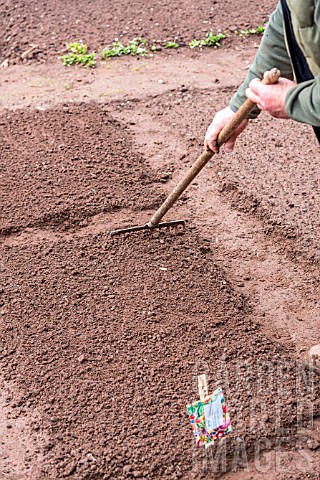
[186, 387, 232, 447]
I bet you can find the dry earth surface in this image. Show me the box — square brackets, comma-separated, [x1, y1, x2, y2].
[0, 0, 320, 479]
[1, 0, 272, 64]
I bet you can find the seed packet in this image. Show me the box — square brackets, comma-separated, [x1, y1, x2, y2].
[186, 387, 232, 447]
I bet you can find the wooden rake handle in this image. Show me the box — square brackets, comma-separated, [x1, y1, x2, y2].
[148, 68, 281, 227]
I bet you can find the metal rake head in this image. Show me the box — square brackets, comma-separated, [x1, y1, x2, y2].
[110, 219, 186, 237]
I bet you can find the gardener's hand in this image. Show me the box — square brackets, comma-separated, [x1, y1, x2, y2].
[246, 75, 296, 119]
[205, 106, 248, 154]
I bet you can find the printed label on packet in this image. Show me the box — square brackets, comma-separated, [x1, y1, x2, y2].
[203, 395, 224, 431]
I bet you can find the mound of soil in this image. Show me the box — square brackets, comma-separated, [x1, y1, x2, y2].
[0, 0, 276, 63]
[0, 104, 163, 235]
[2, 229, 318, 479]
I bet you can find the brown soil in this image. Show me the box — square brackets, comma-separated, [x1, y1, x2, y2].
[0, 104, 162, 235]
[117, 85, 320, 264]
[0, 0, 320, 479]
[0, 0, 276, 63]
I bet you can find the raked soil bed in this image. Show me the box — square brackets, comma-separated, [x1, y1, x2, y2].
[0, 0, 320, 478]
[1, 103, 319, 479]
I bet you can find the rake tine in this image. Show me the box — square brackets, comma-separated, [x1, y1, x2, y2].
[110, 219, 186, 237]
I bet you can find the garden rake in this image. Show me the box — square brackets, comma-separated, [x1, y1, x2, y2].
[110, 68, 281, 236]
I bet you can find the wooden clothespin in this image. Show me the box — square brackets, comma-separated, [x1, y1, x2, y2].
[198, 374, 208, 400]
[198, 374, 210, 448]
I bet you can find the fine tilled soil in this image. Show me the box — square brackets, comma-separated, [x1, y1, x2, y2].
[0, 0, 319, 479]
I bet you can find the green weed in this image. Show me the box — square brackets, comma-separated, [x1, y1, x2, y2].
[189, 30, 226, 49]
[189, 39, 202, 49]
[234, 24, 267, 36]
[102, 38, 148, 58]
[67, 42, 87, 54]
[60, 42, 97, 67]
[256, 25, 266, 33]
[164, 41, 179, 49]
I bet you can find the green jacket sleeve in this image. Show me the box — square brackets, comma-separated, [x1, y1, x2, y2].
[285, 75, 320, 126]
[229, 1, 294, 118]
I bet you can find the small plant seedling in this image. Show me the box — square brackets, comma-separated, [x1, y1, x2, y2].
[205, 30, 226, 46]
[164, 41, 179, 49]
[189, 30, 226, 49]
[189, 39, 202, 49]
[60, 42, 97, 67]
[237, 24, 267, 36]
[240, 28, 257, 35]
[67, 42, 88, 54]
[102, 38, 148, 59]
[257, 24, 266, 33]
